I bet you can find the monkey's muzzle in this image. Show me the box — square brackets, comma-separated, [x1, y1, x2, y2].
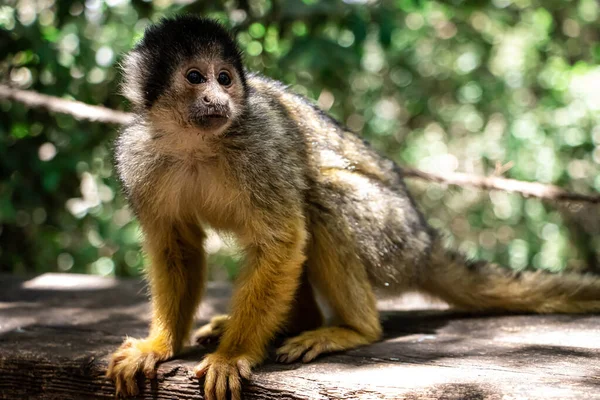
[190, 103, 230, 131]
[193, 114, 229, 130]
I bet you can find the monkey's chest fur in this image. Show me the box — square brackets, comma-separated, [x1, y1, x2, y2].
[150, 154, 251, 233]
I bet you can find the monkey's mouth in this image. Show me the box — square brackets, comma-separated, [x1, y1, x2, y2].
[192, 113, 229, 130]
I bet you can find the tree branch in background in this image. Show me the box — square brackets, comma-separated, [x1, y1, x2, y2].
[403, 168, 599, 204]
[1, 84, 599, 204]
[0, 84, 133, 125]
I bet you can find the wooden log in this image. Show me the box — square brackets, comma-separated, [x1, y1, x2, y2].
[1, 273, 599, 399]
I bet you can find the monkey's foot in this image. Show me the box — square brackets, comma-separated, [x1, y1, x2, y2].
[276, 327, 372, 363]
[194, 352, 254, 400]
[106, 337, 172, 397]
[193, 314, 229, 346]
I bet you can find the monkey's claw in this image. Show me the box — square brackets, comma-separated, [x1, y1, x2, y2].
[276, 331, 337, 364]
[194, 352, 253, 400]
[106, 337, 171, 397]
[193, 314, 229, 346]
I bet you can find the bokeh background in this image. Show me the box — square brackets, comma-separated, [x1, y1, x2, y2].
[1, 0, 599, 280]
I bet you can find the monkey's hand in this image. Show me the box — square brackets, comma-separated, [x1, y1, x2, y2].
[193, 314, 229, 346]
[106, 336, 173, 397]
[194, 352, 255, 400]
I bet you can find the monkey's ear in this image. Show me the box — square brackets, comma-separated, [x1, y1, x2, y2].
[119, 51, 146, 109]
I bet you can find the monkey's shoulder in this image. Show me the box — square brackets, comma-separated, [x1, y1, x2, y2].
[245, 73, 343, 136]
[245, 73, 403, 188]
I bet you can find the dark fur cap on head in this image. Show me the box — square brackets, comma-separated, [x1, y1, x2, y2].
[121, 15, 246, 109]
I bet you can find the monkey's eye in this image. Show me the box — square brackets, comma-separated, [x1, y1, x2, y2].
[217, 71, 232, 86]
[186, 70, 205, 85]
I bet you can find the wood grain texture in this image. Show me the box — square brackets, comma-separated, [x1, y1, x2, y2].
[1, 273, 599, 399]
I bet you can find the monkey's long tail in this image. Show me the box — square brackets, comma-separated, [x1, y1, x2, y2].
[418, 237, 600, 313]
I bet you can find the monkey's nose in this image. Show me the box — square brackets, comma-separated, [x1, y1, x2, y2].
[202, 96, 211, 105]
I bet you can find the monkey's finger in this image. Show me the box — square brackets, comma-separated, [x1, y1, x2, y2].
[204, 367, 216, 400]
[114, 376, 124, 397]
[275, 346, 289, 361]
[275, 353, 290, 363]
[276, 345, 306, 363]
[124, 373, 139, 397]
[142, 353, 157, 379]
[215, 370, 228, 400]
[302, 346, 323, 363]
[194, 359, 209, 378]
[236, 358, 252, 379]
[114, 373, 135, 397]
[107, 354, 126, 377]
[228, 372, 242, 400]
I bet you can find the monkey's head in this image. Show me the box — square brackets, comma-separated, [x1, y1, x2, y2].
[121, 16, 246, 136]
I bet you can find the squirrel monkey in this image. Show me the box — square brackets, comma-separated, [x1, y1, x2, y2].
[107, 15, 600, 400]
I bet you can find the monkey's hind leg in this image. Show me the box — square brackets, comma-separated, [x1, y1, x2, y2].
[276, 222, 381, 363]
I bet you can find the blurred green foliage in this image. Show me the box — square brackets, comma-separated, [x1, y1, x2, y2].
[1, 0, 599, 278]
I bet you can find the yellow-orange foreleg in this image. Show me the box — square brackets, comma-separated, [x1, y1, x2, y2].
[107, 221, 206, 397]
[194, 218, 307, 400]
